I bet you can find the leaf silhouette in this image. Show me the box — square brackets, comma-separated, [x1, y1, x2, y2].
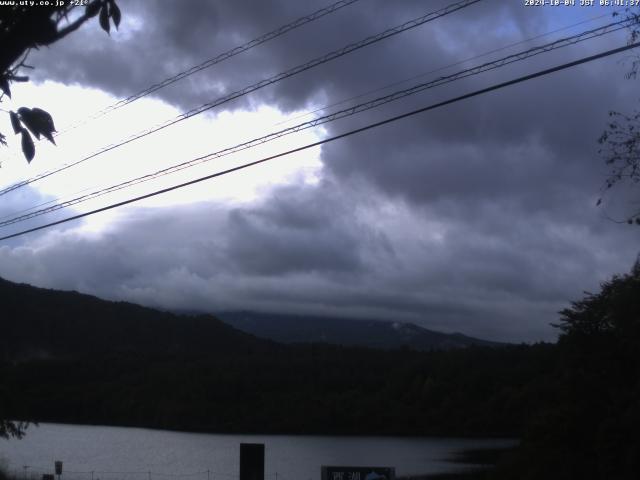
[99, 4, 110, 34]
[31, 107, 57, 144]
[0, 77, 10, 98]
[16, 107, 57, 143]
[10, 111, 22, 134]
[17, 107, 41, 140]
[21, 129, 35, 163]
[109, 0, 121, 29]
[86, 0, 101, 18]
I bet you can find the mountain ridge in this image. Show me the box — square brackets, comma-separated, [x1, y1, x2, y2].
[216, 311, 503, 350]
[0, 276, 274, 362]
[0, 276, 551, 438]
[0, 276, 503, 359]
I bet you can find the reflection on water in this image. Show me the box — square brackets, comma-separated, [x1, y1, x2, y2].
[0, 424, 514, 480]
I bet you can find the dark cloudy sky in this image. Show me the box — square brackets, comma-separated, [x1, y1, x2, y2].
[1, 0, 639, 342]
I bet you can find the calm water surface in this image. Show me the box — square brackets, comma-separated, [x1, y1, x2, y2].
[0, 424, 514, 480]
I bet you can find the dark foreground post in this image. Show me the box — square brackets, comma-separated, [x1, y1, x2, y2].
[240, 443, 265, 480]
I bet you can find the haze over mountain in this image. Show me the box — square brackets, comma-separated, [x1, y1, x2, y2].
[217, 311, 504, 350]
[1, 275, 500, 362]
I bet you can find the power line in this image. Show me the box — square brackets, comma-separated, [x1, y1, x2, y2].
[2, 40, 637, 243]
[273, 10, 614, 128]
[0, 16, 630, 228]
[55, 0, 362, 134]
[0, 11, 621, 225]
[0, 183, 96, 222]
[0, 0, 483, 198]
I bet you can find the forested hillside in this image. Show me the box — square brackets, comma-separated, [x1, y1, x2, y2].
[2, 267, 639, 479]
[0, 277, 272, 361]
[0, 277, 552, 437]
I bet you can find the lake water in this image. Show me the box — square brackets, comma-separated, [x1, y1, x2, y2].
[0, 424, 514, 480]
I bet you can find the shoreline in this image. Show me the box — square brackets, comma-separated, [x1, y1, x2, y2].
[9, 420, 518, 441]
[398, 447, 516, 480]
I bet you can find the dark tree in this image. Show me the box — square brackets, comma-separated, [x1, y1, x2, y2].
[506, 260, 640, 480]
[0, 0, 121, 163]
[555, 257, 640, 340]
[0, 419, 29, 440]
[0, 0, 120, 439]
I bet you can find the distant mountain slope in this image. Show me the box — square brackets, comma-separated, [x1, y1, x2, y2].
[217, 311, 503, 350]
[0, 276, 551, 438]
[0, 277, 272, 362]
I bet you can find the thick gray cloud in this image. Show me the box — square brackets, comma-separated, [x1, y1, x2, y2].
[1, 0, 639, 342]
[26, 0, 549, 111]
[0, 177, 635, 342]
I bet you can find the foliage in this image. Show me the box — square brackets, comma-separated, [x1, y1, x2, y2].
[1, 345, 558, 438]
[495, 260, 640, 480]
[556, 258, 640, 340]
[0, 0, 120, 163]
[597, 7, 640, 223]
[0, 419, 28, 440]
[597, 109, 640, 224]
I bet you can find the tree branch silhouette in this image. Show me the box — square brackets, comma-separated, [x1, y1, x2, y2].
[0, 0, 121, 439]
[0, 0, 121, 163]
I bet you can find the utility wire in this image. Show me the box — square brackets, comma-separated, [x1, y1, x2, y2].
[0, 182, 96, 222]
[0, 17, 630, 229]
[1, 1, 361, 169]
[0, 0, 483, 198]
[56, 0, 362, 134]
[273, 10, 614, 128]
[0, 11, 620, 224]
[2, 41, 637, 243]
